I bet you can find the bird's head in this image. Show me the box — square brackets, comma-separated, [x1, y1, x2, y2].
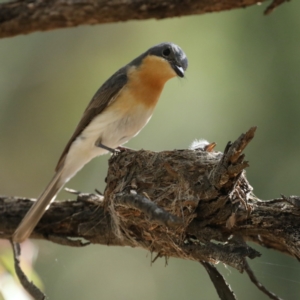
[130, 42, 188, 82]
[147, 42, 188, 78]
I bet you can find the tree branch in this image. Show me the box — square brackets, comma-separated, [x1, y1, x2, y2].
[200, 261, 237, 300]
[2, 127, 299, 299]
[2, 127, 300, 261]
[243, 259, 283, 300]
[0, 0, 287, 39]
[11, 241, 46, 300]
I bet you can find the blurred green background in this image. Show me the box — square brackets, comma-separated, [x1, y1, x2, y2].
[1, 1, 300, 299]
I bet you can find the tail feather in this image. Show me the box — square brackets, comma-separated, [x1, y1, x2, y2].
[13, 168, 65, 243]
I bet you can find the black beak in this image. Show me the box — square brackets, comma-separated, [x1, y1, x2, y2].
[173, 64, 185, 78]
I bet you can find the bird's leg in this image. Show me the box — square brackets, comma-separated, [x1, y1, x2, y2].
[95, 138, 116, 153]
[95, 138, 134, 153]
[97, 142, 116, 153]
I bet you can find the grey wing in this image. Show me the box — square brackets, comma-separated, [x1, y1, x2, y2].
[55, 68, 128, 171]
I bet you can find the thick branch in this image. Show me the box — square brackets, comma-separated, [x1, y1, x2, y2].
[2, 127, 300, 300]
[3, 193, 300, 257]
[0, 0, 285, 39]
[1, 127, 300, 266]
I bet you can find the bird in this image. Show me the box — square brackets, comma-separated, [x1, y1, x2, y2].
[13, 42, 188, 243]
[189, 139, 216, 152]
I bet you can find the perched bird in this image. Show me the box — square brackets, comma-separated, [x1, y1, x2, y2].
[13, 42, 188, 243]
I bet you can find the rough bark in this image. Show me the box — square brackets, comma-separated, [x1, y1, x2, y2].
[0, 0, 288, 39]
[2, 127, 300, 267]
[3, 127, 299, 299]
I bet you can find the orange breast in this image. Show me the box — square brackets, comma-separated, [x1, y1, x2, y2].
[126, 55, 177, 109]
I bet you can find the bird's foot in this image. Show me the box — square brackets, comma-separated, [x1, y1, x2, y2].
[116, 146, 135, 152]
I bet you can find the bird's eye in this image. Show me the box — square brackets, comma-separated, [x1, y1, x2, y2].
[162, 47, 171, 57]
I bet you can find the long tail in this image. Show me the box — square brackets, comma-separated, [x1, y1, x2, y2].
[13, 167, 65, 243]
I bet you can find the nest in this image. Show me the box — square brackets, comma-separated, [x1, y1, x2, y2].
[104, 139, 252, 260]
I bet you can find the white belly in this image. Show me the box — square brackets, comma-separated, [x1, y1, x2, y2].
[61, 100, 153, 182]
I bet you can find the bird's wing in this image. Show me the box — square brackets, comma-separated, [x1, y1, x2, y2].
[55, 68, 128, 171]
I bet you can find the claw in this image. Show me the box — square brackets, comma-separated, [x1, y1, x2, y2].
[116, 146, 135, 152]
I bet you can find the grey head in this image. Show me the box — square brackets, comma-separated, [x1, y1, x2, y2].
[131, 42, 188, 78]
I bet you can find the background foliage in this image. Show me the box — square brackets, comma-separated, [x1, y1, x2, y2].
[1, 2, 300, 299]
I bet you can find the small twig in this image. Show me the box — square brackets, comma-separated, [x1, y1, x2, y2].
[280, 194, 300, 208]
[201, 261, 236, 300]
[115, 192, 182, 227]
[243, 259, 283, 300]
[264, 0, 288, 15]
[229, 126, 257, 164]
[210, 127, 256, 189]
[10, 240, 45, 300]
[151, 252, 162, 264]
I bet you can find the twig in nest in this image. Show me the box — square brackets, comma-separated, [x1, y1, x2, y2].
[200, 261, 236, 300]
[115, 192, 182, 227]
[10, 241, 45, 300]
[243, 259, 283, 300]
[209, 127, 256, 188]
[280, 194, 300, 208]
